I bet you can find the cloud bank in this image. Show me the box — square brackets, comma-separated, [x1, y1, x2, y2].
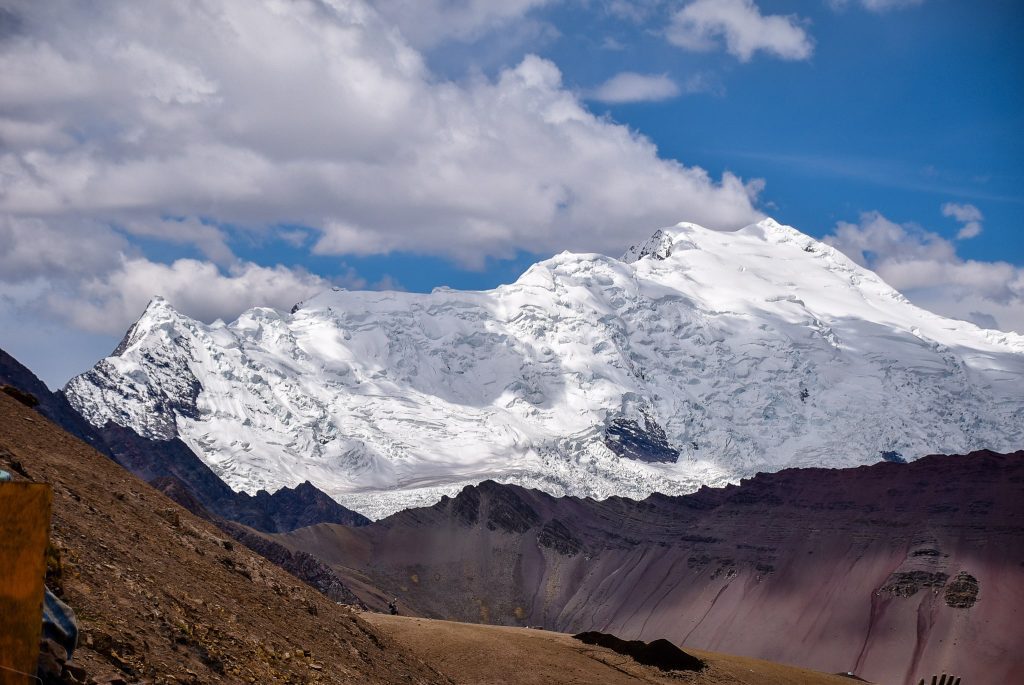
[825, 211, 1023, 333]
[0, 0, 763, 337]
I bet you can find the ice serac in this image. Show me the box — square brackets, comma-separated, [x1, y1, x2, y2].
[64, 218, 1024, 518]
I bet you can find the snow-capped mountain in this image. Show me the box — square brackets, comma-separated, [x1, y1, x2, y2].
[65, 219, 1024, 518]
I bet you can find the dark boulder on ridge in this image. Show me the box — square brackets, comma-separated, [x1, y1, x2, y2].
[574, 632, 704, 672]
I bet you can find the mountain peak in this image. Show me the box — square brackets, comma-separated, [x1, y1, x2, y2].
[65, 220, 1024, 519]
[735, 217, 818, 245]
[140, 295, 176, 317]
[135, 295, 190, 327]
[111, 296, 184, 357]
[621, 217, 807, 264]
[621, 227, 677, 263]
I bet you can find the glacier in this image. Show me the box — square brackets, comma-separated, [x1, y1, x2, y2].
[65, 219, 1024, 519]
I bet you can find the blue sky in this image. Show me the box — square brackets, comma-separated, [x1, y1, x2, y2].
[1, 0, 1022, 387]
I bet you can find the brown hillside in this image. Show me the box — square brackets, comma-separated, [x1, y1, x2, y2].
[361, 613, 857, 685]
[0, 391, 447, 685]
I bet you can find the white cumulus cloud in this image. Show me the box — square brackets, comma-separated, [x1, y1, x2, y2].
[825, 211, 1023, 333]
[0, 0, 763, 269]
[667, 0, 813, 62]
[941, 202, 983, 240]
[49, 257, 333, 335]
[0, 212, 336, 334]
[590, 72, 681, 103]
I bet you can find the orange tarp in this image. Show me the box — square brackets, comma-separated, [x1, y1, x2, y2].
[0, 482, 53, 685]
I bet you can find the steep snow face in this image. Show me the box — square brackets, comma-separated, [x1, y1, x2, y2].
[65, 219, 1024, 518]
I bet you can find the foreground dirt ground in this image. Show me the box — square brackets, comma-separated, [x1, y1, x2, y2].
[363, 613, 858, 685]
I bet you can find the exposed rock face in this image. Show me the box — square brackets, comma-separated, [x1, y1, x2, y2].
[96, 422, 370, 531]
[536, 519, 582, 556]
[218, 523, 365, 606]
[76, 355, 201, 441]
[71, 302, 205, 441]
[279, 451, 1024, 685]
[230, 480, 371, 532]
[944, 572, 979, 608]
[481, 482, 541, 533]
[620, 228, 678, 262]
[880, 571, 949, 598]
[604, 415, 679, 463]
[1, 349, 108, 447]
[1, 383, 39, 407]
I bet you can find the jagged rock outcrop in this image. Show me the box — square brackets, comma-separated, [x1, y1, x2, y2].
[943, 572, 979, 608]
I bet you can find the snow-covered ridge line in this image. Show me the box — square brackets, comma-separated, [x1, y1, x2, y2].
[65, 219, 1024, 519]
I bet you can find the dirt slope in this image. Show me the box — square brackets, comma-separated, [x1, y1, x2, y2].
[0, 391, 446, 684]
[281, 454, 1024, 685]
[362, 613, 856, 685]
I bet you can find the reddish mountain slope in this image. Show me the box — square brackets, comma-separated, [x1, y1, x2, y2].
[280, 452, 1024, 685]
